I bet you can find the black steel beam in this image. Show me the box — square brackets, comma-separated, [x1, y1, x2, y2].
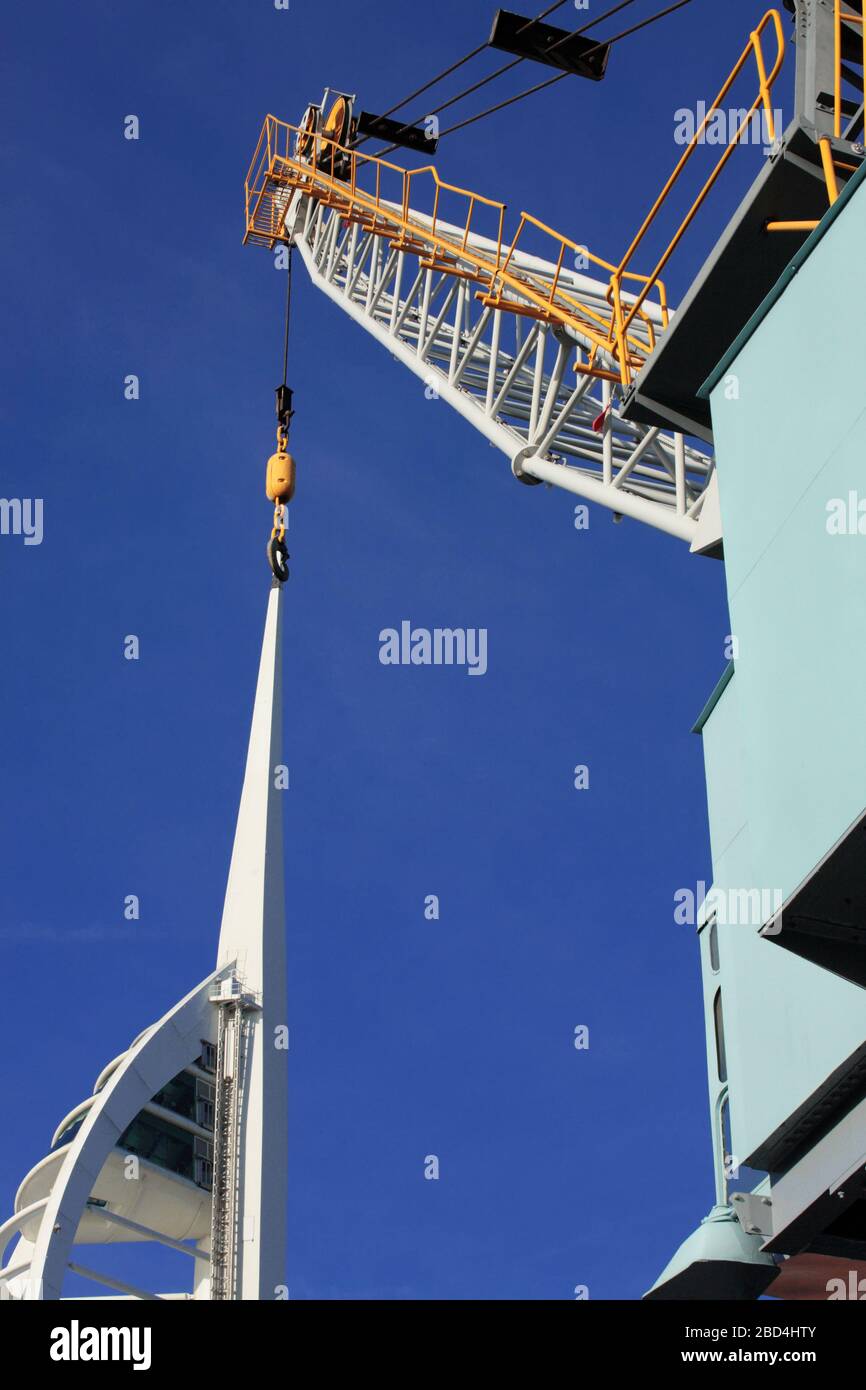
[488, 8, 610, 80]
[355, 111, 438, 155]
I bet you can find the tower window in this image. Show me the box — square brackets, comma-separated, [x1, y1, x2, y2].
[714, 989, 727, 1083]
[708, 919, 720, 972]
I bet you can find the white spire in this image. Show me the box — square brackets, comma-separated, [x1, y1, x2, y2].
[0, 582, 290, 1302]
[218, 581, 286, 985]
[217, 580, 287, 1298]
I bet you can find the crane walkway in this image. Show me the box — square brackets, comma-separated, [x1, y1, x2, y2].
[244, 115, 717, 546]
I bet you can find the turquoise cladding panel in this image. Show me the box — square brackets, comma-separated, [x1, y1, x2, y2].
[700, 674, 866, 1166]
[705, 178, 866, 1165]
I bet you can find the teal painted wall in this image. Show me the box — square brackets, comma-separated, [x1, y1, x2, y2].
[702, 177, 866, 1167]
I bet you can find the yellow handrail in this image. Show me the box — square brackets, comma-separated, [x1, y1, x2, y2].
[768, 4, 863, 234]
[246, 4, 816, 399]
[487, 210, 666, 367]
[607, 8, 786, 384]
[244, 114, 663, 379]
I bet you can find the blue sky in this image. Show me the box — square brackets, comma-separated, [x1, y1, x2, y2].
[1, 0, 787, 1298]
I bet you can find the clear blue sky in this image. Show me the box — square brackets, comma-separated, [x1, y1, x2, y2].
[2, 0, 786, 1298]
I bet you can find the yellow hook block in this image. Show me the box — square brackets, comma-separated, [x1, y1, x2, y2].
[266, 449, 296, 504]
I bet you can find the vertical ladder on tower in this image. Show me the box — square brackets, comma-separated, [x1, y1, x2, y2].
[209, 976, 249, 1300]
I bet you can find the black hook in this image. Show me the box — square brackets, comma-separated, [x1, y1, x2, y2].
[267, 536, 290, 583]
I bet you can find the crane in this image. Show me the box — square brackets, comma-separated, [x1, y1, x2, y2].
[4, 1, 862, 1306]
[244, 97, 722, 558]
[237, 1, 866, 1304]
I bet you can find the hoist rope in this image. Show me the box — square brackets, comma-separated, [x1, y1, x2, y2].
[281, 244, 293, 388]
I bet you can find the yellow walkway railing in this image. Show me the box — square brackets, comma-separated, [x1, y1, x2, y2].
[608, 8, 785, 384]
[244, 116, 665, 386]
[766, 1, 863, 230]
[246, 8, 864, 392]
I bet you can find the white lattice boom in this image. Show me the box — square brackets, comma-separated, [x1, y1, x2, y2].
[279, 185, 718, 547]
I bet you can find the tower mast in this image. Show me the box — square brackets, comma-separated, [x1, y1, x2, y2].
[0, 583, 288, 1301]
[213, 580, 287, 1299]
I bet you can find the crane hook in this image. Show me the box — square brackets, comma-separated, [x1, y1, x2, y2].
[267, 532, 290, 582]
[266, 424, 293, 583]
[266, 253, 296, 583]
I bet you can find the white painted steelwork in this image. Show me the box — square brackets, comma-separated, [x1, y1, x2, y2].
[281, 189, 716, 546]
